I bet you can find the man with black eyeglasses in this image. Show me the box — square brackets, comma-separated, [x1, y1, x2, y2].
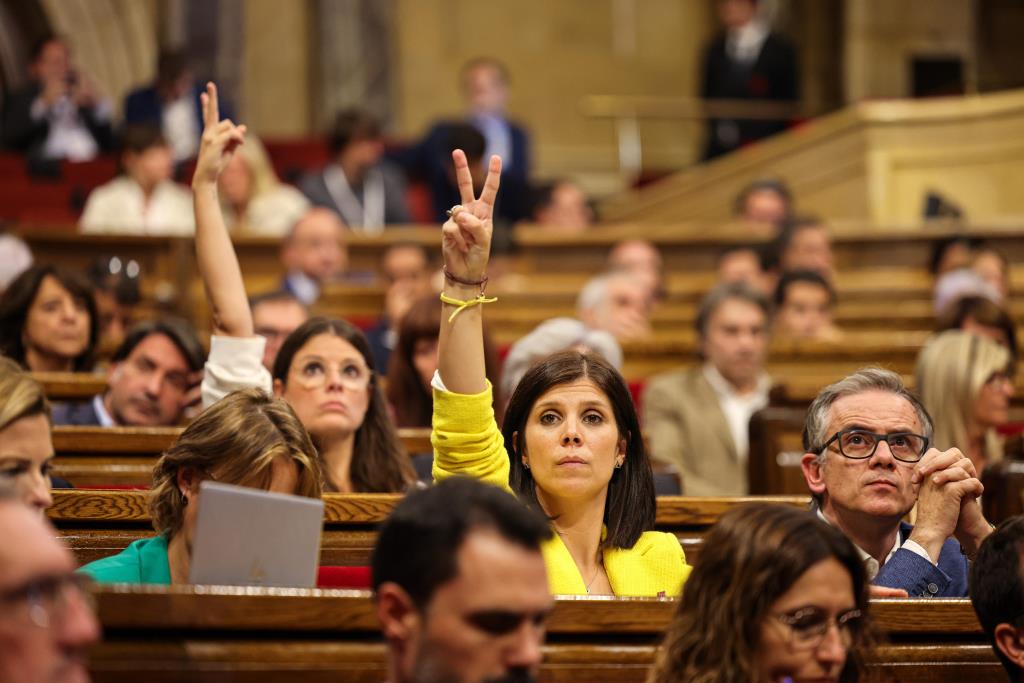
[0, 483, 99, 682]
[372, 477, 553, 683]
[799, 367, 993, 597]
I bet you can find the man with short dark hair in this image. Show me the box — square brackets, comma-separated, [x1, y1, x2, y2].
[732, 178, 792, 235]
[366, 243, 434, 373]
[970, 516, 1024, 680]
[372, 476, 553, 683]
[0, 483, 100, 683]
[643, 282, 772, 495]
[776, 216, 834, 280]
[250, 291, 309, 372]
[299, 108, 410, 231]
[52, 319, 205, 427]
[800, 367, 993, 597]
[774, 269, 840, 341]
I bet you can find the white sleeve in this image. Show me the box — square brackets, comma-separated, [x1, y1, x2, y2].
[201, 335, 273, 409]
[901, 538, 938, 566]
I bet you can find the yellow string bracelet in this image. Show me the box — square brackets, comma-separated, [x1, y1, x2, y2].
[439, 292, 498, 323]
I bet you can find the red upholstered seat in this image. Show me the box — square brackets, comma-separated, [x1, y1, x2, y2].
[316, 565, 372, 589]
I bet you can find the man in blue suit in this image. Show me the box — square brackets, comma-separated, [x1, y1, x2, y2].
[800, 368, 992, 597]
[123, 50, 232, 164]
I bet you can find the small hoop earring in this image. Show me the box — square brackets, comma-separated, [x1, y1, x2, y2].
[181, 492, 188, 506]
[615, 461, 623, 469]
[522, 461, 530, 470]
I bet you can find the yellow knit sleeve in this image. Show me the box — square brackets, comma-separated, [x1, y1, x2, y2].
[430, 381, 512, 492]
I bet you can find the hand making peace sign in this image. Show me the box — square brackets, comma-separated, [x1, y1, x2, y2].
[191, 82, 246, 189]
[441, 150, 502, 283]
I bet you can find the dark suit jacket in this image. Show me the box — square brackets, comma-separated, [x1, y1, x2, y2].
[874, 521, 970, 597]
[123, 83, 233, 133]
[700, 31, 799, 160]
[2, 82, 115, 160]
[297, 162, 411, 227]
[51, 397, 103, 427]
[390, 119, 530, 225]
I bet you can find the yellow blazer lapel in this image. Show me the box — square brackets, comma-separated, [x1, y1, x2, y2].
[604, 532, 692, 597]
[541, 534, 587, 594]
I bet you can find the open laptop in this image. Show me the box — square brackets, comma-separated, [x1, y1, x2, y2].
[189, 481, 324, 588]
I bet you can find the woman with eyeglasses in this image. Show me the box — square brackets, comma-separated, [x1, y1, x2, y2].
[916, 329, 1015, 474]
[648, 504, 871, 683]
[191, 83, 414, 493]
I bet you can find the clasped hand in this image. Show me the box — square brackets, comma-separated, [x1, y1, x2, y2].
[910, 448, 990, 557]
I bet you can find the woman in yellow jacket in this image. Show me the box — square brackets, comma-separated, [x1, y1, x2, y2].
[433, 150, 691, 597]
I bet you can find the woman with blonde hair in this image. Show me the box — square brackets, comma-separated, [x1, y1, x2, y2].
[0, 357, 54, 511]
[916, 329, 1015, 473]
[217, 133, 310, 237]
[649, 504, 870, 683]
[79, 388, 323, 584]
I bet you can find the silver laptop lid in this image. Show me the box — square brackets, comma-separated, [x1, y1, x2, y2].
[188, 481, 324, 588]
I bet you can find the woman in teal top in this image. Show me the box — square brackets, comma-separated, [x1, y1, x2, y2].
[80, 388, 323, 584]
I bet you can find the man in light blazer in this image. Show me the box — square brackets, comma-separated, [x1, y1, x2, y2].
[642, 282, 772, 495]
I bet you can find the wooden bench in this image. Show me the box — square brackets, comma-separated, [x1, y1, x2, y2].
[86, 585, 1000, 683]
[50, 426, 433, 487]
[50, 490, 810, 567]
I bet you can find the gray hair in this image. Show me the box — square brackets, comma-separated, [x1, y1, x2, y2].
[501, 318, 623, 398]
[576, 271, 636, 316]
[695, 281, 772, 338]
[803, 367, 934, 461]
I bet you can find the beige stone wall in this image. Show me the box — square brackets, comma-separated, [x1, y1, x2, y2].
[242, 0, 312, 137]
[844, 0, 977, 101]
[391, 0, 715, 183]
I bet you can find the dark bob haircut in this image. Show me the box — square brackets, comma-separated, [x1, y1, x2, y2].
[969, 515, 1024, 681]
[502, 349, 655, 550]
[0, 265, 99, 371]
[272, 316, 414, 493]
[372, 476, 551, 609]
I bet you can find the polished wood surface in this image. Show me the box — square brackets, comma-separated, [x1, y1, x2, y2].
[87, 585, 999, 683]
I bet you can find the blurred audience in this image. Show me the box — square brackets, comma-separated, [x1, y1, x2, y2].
[930, 235, 981, 278]
[933, 268, 1001, 316]
[2, 35, 114, 164]
[0, 233, 33, 292]
[774, 269, 841, 342]
[386, 296, 502, 431]
[250, 291, 309, 372]
[52, 319, 204, 428]
[79, 389, 323, 584]
[218, 135, 309, 237]
[0, 482, 100, 681]
[0, 359, 55, 511]
[916, 330, 1014, 473]
[396, 58, 529, 224]
[366, 243, 435, 374]
[732, 178, 792, 235]
[528, 179, 594, 232]
[607, 239, 666, 304]
[970, 515, 1024, 681]
[775, 216, 834, 280]
[972, 246, 1011, 300]
[86, 255, 141, 361]
[300, 108, 410, 232]
[280, 208, 348, 305]
[500, 317, 622, 402]
[123, 49, 231, 163]
[716, 243, 772, 294]
[644, 282, 772, 495]
[937, 295, 1018, 359]
[701, 0, 799, 161]
[0, 265, 97, 372]
[577, 271, 653, 342]
[79, 125, 194, 235]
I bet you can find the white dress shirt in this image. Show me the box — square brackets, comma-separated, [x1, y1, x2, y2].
[162, 94, 199, 161]
[79, 177, 195, 236]
[31, 94, 111, 161]
[701, 363, 771, 462]
[726, 19, 770, 65]
[92, 394, 116, 427]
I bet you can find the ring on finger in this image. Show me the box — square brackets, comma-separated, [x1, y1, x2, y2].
[446, 205, 463, 218]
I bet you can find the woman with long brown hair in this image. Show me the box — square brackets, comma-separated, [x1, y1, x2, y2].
[649, 504, 871, 683]
[191, 83, 414, 492]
